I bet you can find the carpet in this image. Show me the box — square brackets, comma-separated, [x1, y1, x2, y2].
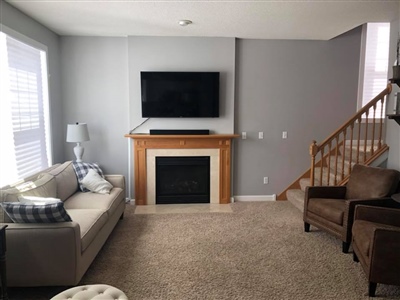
[8, 202, 400, 299]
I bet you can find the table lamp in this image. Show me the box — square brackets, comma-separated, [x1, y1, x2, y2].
[66, 123, 90, 162]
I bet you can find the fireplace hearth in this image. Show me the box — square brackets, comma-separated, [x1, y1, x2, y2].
[156, 156, 210, 204]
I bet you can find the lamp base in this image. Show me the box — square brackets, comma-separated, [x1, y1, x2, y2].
[73, 143, 85, 162]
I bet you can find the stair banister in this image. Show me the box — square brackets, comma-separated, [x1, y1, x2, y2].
[277, 84, 392, 201]
[309, 83, 392, 187]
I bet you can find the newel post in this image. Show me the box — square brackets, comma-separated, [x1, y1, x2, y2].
[309, 140, 318, 187]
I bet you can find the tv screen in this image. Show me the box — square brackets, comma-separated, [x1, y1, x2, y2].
[141, 72, 219, 118]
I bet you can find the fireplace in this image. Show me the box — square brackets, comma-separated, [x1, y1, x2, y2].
[125, 134, 239, 205]
[156, 156, 210, 204]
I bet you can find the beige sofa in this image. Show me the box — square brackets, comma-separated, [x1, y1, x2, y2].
[0, 161, 126, 287]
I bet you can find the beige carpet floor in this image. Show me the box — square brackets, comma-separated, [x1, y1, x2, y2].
[8, 202, 400, 299]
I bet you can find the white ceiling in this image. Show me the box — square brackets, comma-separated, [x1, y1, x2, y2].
[5, 0, 400, 40]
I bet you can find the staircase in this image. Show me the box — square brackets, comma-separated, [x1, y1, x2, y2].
[277, 84, 393, 212]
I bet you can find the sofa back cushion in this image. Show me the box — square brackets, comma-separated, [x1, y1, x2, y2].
[345, 164, 400, 200]
[48, 161, 78, 202]
[0, 173, 57, 222]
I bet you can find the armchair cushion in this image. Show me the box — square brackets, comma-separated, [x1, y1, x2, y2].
[308, 198, 346, 225]
[345, 164, 400, 200]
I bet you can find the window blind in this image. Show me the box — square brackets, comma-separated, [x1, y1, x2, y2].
[361, 23, 390, 118]
[0, 31, 51, 187]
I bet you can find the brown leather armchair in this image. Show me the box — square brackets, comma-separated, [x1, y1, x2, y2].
[352, 204, 400, 297]
[303, 164, 400, 253]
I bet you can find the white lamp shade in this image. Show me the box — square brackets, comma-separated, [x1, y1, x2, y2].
[66, 123, 90, 143]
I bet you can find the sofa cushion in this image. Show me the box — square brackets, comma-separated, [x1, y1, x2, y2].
[64, 188, 125, 218]
[66, 209, 108, 252]
[72, 162, 105, 192]
[307, 198, 346, 225]
[0, 174, 56, 223]
[345, 164, 400, 200]
[48, 161, 78, 202]
[1, 201, 72, 223]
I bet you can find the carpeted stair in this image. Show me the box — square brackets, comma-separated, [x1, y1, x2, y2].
[286, 142, 379, 212]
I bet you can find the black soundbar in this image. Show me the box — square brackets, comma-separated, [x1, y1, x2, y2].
[150, 129, 210, 135]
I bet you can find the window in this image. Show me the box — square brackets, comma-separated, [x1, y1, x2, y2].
[358, 23, 390, 118]
[0, 27, 52, 187]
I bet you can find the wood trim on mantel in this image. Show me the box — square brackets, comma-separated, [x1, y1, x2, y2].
[125, 134, 239, 205]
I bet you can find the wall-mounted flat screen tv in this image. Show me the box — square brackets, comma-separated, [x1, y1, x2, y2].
[141, 72, 219, 118]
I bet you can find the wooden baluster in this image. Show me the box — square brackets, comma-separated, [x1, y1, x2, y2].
[319, 146, 324, 186]
[357, 116, 362, 164]
[371, 103, 376, 155]
[341, 131, 346, 181]
[348, 123, 354, 175]
[334, 137, 339, 185]
[327, 142, 332, 185]
[364, 111, 369, 162]
[309, 141, 318, 187]
[378, 97, 384, 148]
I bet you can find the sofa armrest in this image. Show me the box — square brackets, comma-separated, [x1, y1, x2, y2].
[104, 175, 125, 189]
[354, 205, 400, 227]
[3, 221, 81, 286]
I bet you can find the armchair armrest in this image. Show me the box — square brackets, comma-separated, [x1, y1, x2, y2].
[354, 205, 400, 227]
[370, 228, 400, 285]
[3, 221, 81, 286]
[343, 198, 394, 239]
[104, 175, 125, 189]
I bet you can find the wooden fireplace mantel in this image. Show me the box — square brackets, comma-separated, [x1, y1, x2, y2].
[125, 134, 239, 205]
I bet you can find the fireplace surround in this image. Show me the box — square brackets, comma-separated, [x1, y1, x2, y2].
[125, 134, 239, 205]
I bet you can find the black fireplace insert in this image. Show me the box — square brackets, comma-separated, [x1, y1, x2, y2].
[155, 156, 210, 204]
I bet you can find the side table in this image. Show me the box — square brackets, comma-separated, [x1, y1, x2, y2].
[0, 225, 7, 300]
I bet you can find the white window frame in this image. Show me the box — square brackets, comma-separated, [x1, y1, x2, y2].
[0, 25, 52, 186]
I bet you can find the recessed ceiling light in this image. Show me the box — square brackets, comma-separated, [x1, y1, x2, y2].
[178, 20, 192, 27]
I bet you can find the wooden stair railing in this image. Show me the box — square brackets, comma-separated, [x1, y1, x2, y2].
[277, 83, 392, 200]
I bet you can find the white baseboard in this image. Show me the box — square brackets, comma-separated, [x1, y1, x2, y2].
[233, 195, 277, 202]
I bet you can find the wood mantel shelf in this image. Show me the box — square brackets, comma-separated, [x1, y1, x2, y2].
[125, 134, 239, 205]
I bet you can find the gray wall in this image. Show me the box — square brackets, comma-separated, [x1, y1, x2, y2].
[127, 37, 236, 134]
[59, 36, 236, 198]
[60, 37, 130, 179]
[234, 27, 362, 196]
[126, 37, 236, 197]
[1, 2, 63, 164]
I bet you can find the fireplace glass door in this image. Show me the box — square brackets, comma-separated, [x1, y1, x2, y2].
[155, 156, 210, 204]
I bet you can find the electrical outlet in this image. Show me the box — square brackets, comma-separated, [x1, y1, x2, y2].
[258, 132, 264, 139]
[263, 177, 269, 184]
[242, 132, 247, 139]
[282, 131, 288, 139]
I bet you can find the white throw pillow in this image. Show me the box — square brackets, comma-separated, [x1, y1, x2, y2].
[18, 195, 62, 205]
[81, 169, 113, 194]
